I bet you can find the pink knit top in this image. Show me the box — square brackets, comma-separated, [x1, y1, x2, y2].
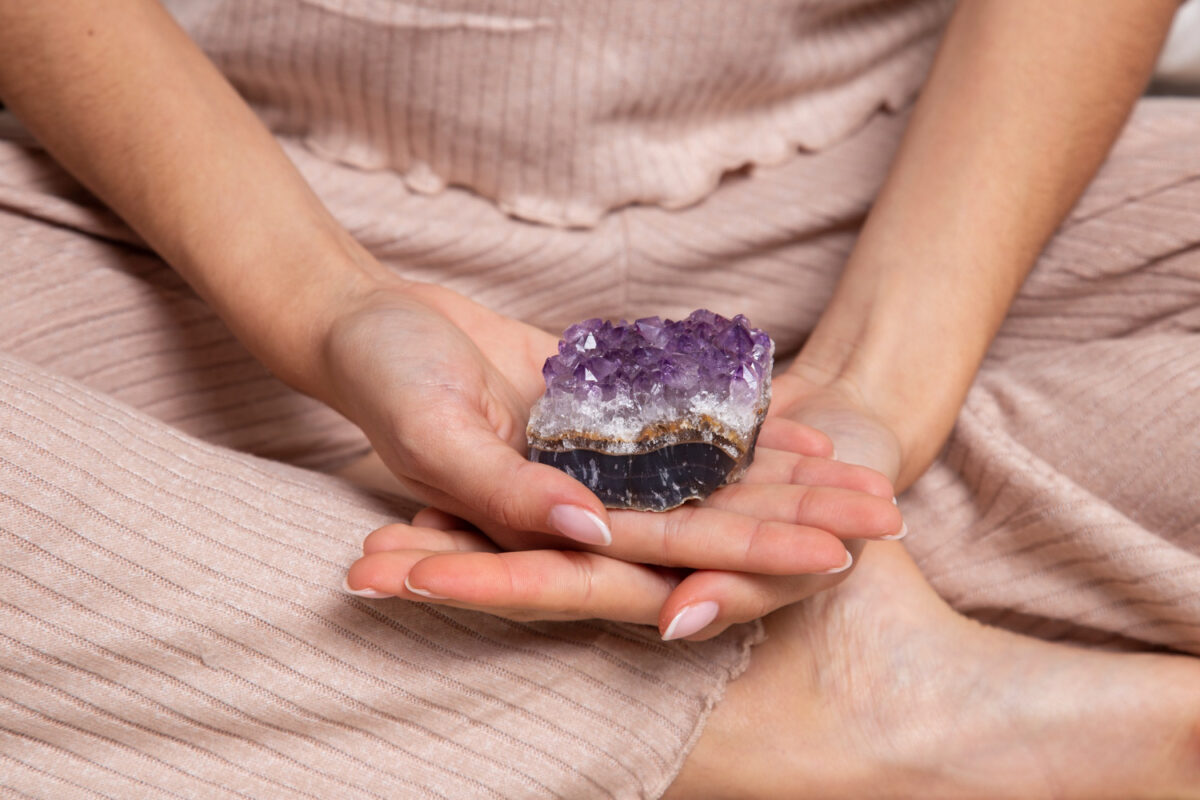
[166, 0, 954, 227]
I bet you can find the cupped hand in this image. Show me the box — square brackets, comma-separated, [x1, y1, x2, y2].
[336, 282, 905, 636]
[344, 410, 900, 627]
[330, 281, 898, 556]
[648, 371, 907, 639]
[322, 280, 615, 547]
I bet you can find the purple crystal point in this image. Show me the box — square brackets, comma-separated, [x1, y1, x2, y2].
[527, 310, 774, 511]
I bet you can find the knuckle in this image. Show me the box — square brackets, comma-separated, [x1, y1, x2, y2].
[560, 551, 597, 616]
[480, 483, 524, 530]
[497, 554, 522, 602]
[661, 506, 698, 564]
[754, 584, 782, 619]
[790, 485, 818, 522]
[741, 581, 781, 622]
[720, 586, 775, 627]
[748, 594, 777, 623]
[741, 518, 768, 564]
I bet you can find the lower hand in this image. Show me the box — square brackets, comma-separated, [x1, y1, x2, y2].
[326, 281, 898, 562]
[646, 371, 906, 638]
[341, 297, 905, 638]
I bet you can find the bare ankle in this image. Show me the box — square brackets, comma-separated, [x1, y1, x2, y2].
[665, 544, 1200, 800]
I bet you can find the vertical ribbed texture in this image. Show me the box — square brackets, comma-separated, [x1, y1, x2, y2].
[0, 151, 366, 474]
[0, 349, 756, 798]
[0, 0, 1198, 791]
[901, 101, 1200, 653]
[163, 0, 954, 226]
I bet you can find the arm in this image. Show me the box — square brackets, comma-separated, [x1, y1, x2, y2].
[0, 0, 380, 394]
[0, 0, 638, 544]
[375, 0, 1184, 640]
[0, 1, 900, 629]
[784, 0, 1180, 490]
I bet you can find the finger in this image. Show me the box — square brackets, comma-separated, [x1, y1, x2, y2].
[361, 522, 498, 556]
[657, 571, 842, 641]
[398, 407, 614, 548]
[742, 449, 895, 499]
[346, 547, 572, 618]
[755, 417, 834, 457]
[410, 507, 476, 532]
[604, 505, 853, 575]
[345, 548, 443, 599]
[403, 550, 673, 624]
[701, 484, 904, 540]
[657, 540, 869, 641]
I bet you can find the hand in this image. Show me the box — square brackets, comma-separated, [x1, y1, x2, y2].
[646, 371, 907, 638]
[345, 410, 900, 627]
[329, 280, 899, 552]
[322, 280, 619, 549]
[339, 287, 904, 636]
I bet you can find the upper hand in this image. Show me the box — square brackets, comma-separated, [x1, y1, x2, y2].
[336, 285, 904, 636]
[641, 371, 907, 638]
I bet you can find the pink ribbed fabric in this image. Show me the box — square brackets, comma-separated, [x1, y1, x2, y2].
[0, 345, 757, 798]
[0, 0, 1199, 794]
[2, 99, 1199, 797]
[163, 0, 953, 226]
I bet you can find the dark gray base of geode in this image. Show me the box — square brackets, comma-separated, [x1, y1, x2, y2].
[529, 443, 743, 511]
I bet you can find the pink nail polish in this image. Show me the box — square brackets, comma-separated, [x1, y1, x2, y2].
[342, 576, 393, 599]
[404, 577, 451, 600]
[662, 601, 720, 641]
[548, 505, 612, 546]
[818, 549, 854, 574]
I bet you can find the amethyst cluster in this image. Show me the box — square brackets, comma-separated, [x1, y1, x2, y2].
[527, 310, 774, 511]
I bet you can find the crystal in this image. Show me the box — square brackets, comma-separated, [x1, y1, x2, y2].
[527, 310, 774, 511]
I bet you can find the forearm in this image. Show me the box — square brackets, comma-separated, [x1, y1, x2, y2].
[793, 0, 1178, 489]
[0, 0, 393, 401]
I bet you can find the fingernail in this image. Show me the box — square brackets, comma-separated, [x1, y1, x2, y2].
[662, 601, 720, 641]
[831, 448, 839, 461]
[818, 549, 854, 574]
[404, 576, 451, 600]
[342, 576, 393, 599]
[880, 521, 908, 541]
[892, 496, 899, 505]
[548, 505, 612, 546]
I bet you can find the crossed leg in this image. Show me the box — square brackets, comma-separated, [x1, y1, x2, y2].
[665, 99, 1200, 798]
[669, 540, 1200, 799]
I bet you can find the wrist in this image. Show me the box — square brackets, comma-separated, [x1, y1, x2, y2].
[222, 229, 406, 408]
[788, 218, 1022, 488]
[792, 375, 948, 493]
[787, 308, 969, 491]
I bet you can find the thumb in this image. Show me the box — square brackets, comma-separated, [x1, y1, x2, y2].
[786, 406, 902, 483]
[403, 414, 613, 547]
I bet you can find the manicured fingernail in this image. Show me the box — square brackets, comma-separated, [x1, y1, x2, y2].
[818, 549, 854, 574]
[662, 601, 720, 641]
[893, 496, 898, 505]
[548, 505, 612, 546]
[831, 448, 839, 461]
[880, 521, 908, 541]
[404, 577, 451, 600]
[342, 576, 393, 599]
